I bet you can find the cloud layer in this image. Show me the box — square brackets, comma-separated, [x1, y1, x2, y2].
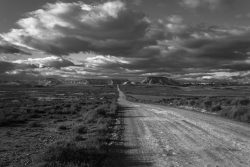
[2, 1, 150, 56]
[0, 61, 36, 74]
[180, 0, 227, 9]
[0, 36, 31, 55]
[13, 56, 74, 68]
[0, 1, 250, 82]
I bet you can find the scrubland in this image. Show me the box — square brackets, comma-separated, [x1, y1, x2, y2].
[121, 85, 250, 123]
[0, 85, 121, 167]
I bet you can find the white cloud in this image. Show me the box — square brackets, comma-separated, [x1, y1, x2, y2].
[12, 56, 74, 68]
[167, 15, 183, 24]
[201, 71, 244, 80]
[85, 55, 129, 67]
[181, 0, 200, 8]
[180, 0, 222, 10]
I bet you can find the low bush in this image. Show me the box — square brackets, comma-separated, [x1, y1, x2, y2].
[211, 105, 222, 112]
[203, 97, 212, 109]
[77, 125, 88, 134]
[74, 135, 86, 141]
[28, 121, 43, 128]
[30, 114, 42, 119]
[58, 125, 68, 130]
[41, 141, 106, 167]
[125, 92, 250, 123]
[0, 112, 28, 126]
[1, 85, 120, 166]
[238, 99, 250, 106]
[221, 106, 250, 122]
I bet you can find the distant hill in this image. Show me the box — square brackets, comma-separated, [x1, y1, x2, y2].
[141, 76, 179, 86]
[109, 79, 129, 85]
[0, 81, 21, 86]
[0, 78, 62, 87]
[62, 78, 129, 85]
[122, 80, 136, 85]
[86, 79, 129, 85]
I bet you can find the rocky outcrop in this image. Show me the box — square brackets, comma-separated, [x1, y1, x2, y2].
[141, 76, 179, 85]
[37, 78, 62, 86]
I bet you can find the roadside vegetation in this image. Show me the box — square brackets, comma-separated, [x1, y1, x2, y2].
[121, 85, 250, 123]
[0, 85, 121, 167]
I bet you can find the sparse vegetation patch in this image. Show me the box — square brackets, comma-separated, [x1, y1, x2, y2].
[0, 85, 120, 167]
[122, 85, 250, 123]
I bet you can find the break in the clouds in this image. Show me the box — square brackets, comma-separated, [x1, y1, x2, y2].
[0, 56, 75, 79]
[12, 56, 74, 68]
[0, 0, 250, 81]
[0, 36, 31, 55]
[179, 0, 228, 9]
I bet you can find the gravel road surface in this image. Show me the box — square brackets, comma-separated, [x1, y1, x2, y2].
[116, 88, 250, 167]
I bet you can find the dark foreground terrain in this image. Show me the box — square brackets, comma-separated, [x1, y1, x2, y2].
[0, 85, 122, 167]
[1, 84, 250, 167]
[117, 87, 250, 167]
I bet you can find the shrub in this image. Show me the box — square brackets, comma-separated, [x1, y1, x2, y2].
[83, 103, 113, 123]
[77, 126, 88, 134]
[220, 106, 250, 122]
[42, 141, 106, 167]
[203, 98, 212, 109]
[0, 110, 5, 125]
[188, 100, 196, 106]
[30, 114, 42, 119]
[233, 106, 250, 121]
[58, 125, 67, 130]
[238, 99, 250, 106]
[0, 112, 28, 126]
[74, 135, 86, 141]
[211, 105, 222, 112]
[95, 105, 109, 117]
[83, 110, 98, 123]
[34, 109, 46, 114]
[28, 121, 43, 128]
[96, 120, 109, 133]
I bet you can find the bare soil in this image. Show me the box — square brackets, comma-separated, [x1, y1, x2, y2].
[116, 88, 250, 167]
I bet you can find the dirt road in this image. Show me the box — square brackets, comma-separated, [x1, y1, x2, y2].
[116, 88, 250, 167]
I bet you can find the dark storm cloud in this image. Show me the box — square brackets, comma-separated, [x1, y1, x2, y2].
[93, 24, 250, 77]
[0, 61, 15, 73]
[0, 45, 26, 54]
[1, 0, 250, 81]
[0, 37, 31, 55]
[178, 37, 250, 69]
[222, 62, 250, 71]
[0, 61, 36, 74]
[2, 1, 151, 56]
[117, 21, 250, 75]
[178, 32, 250, 70]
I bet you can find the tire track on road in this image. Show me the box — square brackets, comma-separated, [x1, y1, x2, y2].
[117, 88, 250, 167]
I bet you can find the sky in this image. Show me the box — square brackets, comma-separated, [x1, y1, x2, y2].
[1, 0, 250, 82]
